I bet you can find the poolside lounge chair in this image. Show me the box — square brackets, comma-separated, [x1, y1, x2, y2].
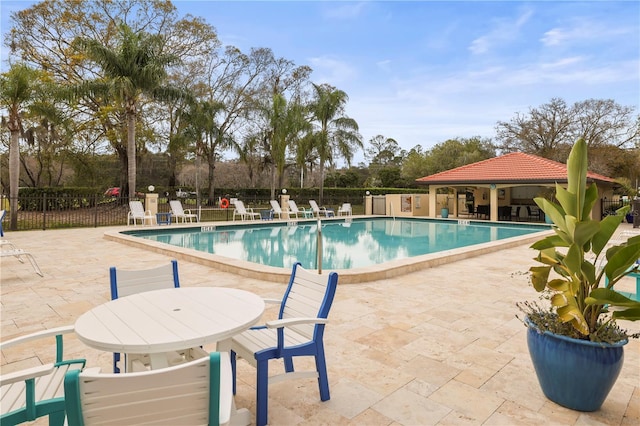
[0, 239, 18, 251]
[1, 326, 88, 426]
[269, 200, 285, 219]
[0, 246, 44, 276]
[233, 200, 260, 221]
[337, 203, 352, 216]
[128, 200, 155, 225]
[219, 262, 339, 426]
[288, 200, 313, 219]
[309, 200, 334, 217]
[169, 200, 198, 223]
[109, 260, 206, 373]
[63, 352, 250, 426]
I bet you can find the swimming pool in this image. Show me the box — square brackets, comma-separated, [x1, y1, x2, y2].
[107, 217, 551, 284]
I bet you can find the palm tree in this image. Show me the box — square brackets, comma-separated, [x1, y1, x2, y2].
[0, 63, 42, 230]
[267, 93, 310, 198]
[307, 83, 362, 203]
[180, 98, 233, 202]
[73, 23, 182, 198]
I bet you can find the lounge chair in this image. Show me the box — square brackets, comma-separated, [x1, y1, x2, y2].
[232, 200, 260, 221]
[309, 200, 334, 217]
[0, 247, 44, 276]
[1, 326, 88, 426]
[219, 263, 339, 426]
[269, 200, 285, 219]
[288, 200, 313, 219]
[63, 352, 250, 426]
[169, 200, 198, 223]
[109, 260, 206, 373]
[128, 200, 155, 225]
[337, 203, 352, 216]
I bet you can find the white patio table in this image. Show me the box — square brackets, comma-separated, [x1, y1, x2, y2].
[74, 287, 265, 370]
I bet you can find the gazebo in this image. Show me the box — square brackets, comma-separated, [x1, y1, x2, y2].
[415, 152, 617, 221]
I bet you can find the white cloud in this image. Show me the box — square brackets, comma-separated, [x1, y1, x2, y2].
[541, 19, 636, 47]
[322, 1, 368, 20]
[308, 55, 358, 85]
[469, 8, 533, 55]
[376, 59, 391, 73]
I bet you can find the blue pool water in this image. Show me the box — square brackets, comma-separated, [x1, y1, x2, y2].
[124, 218, 546, 270]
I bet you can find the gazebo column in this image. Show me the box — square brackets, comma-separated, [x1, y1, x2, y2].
[489, 184, 499, 221]
[452, 188, 459, 217]
[428, 185, 438, 217]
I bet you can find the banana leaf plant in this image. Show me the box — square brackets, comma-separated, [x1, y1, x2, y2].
[528, 138, 640, 342]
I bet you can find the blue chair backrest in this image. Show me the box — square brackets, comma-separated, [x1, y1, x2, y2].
[109, 260, 180, 300]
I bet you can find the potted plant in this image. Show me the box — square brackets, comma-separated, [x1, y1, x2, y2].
[520, 138, 640, 412]
[439, 197, 449, 218]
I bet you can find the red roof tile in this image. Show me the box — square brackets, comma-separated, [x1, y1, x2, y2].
[415, 152, 616, 185]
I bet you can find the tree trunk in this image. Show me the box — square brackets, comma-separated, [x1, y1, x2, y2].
[8, 128, 20, 231]
[126, 102, 137, 199]
[318, 161, 325, 205]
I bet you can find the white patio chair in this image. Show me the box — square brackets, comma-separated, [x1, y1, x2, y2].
[109, 260, 207, 373]
[219, 263, 339, 426]
[169, 200, 198, 223]
[1, 326, 88, 426]
[63, 352, 250, 426]
[128, 200, 155, 225]
[337, 203, 352, 216]
[288, 200, 314, 219]
[0, 246, 44, 276]
[269, 200, 285, 219]
[232, 200, 260, 221]
[309, 200, 334, 217]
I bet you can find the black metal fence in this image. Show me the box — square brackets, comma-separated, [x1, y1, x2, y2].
[0, 194, 364, 231]
[601, 199, 635, 218]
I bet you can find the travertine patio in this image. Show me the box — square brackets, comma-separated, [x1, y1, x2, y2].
[1, 224, 639, 425]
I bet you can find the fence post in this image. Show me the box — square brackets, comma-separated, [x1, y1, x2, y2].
[42, 193, 47, 230]
[94, 194, 99, 227]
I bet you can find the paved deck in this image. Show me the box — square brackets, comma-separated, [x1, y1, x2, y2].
[1, 224, 639, 425]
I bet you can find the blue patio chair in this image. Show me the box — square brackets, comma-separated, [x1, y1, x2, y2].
[1, 326, 86, 426]
[109, 260, 181, 373]
[219, 262, 339, 426]
[64, 352, 249, 426]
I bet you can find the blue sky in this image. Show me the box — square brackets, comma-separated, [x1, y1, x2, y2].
[2, 1, 639, 164]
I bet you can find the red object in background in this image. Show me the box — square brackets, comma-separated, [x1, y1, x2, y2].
[104, 187, 120, 197]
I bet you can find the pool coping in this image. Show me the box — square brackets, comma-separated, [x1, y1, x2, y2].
[104, 217, 554, 284]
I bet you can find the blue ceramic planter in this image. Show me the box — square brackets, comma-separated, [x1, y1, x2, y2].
[526, 319, 626, 411]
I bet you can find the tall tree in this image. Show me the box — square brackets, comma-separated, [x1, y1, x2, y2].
[496, 98, 638, 160]
[307, 83, 362, 203]
[365, 135, 401, 166]
[571, 99, 639, 149]
[426, 137, 495, 174]
[0, 63, 42, 230]
[495, 97, 574, 161]
[7, 0, 212, 191]
[72, 23, 181, 198]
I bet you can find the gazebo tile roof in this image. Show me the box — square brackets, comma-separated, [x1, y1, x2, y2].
[415, 152, 616, 185]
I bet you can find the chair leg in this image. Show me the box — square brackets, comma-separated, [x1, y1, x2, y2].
[49, 410, 66, 426]
[256, 359, 269, 426]
[284, 356, 294, 373]
[25, 253, 43, 276]
[113, 352, 120, 373]
[315, 351, 331, 401]
[230, 350, 237, 395]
